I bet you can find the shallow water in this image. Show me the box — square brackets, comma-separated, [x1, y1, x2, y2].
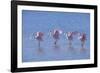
[22, 10, 90, 62]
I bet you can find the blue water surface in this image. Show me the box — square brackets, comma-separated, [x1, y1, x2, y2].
[22, 10, 90, 62]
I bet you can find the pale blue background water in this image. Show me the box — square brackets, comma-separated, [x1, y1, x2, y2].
[22, 10, 90, 62]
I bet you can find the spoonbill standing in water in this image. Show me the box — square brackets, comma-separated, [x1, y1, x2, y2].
[34, 32, 44, 52]
[51, 29, 62, 48]
[66, 31, 78, 49]
[78, 33, 87, 51]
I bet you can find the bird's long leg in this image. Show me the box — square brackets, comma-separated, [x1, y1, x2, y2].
[81, 41, 85, 49]
[68, 40, 72, 48]
[38, 41, 40, 49]
[54, 39, 58, 46]
[54, 40, 56, 46]
[38, 41, 42, 52]
[54, 39, 60, 49]
[80, 41, 85, 51]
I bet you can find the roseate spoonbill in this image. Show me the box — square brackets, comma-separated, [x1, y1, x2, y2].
[34, 32, 44, 52]
[78, 33, 87, 50]
[66, 31, 77, 48]
[51, 29, 62, 47]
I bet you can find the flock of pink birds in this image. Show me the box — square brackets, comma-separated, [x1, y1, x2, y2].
[34, 29, 87, 51]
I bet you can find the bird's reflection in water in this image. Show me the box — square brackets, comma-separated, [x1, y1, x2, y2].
[53, 44, 60, 52]
[37, 47, 44, 55]
[79, 43, 87, 53]
[79, 48, 87, 53]
[68, 48, 76, 55]
[67, 44, 75, 51]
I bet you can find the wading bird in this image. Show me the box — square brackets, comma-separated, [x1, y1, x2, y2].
[51, 29, 62, 48]
[66, 31, 78, 49]
[34, 32, 44, 52]
[78, 33, 87, 51]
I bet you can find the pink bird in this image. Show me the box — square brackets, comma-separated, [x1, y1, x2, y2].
[35, 32, 44, 41]
[66, 31, 77, 48]
[66, 32, 73, 40]
[78, 33, 87, 50]
[34, 32, 44, 52]
[51, 29, 62, 47]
